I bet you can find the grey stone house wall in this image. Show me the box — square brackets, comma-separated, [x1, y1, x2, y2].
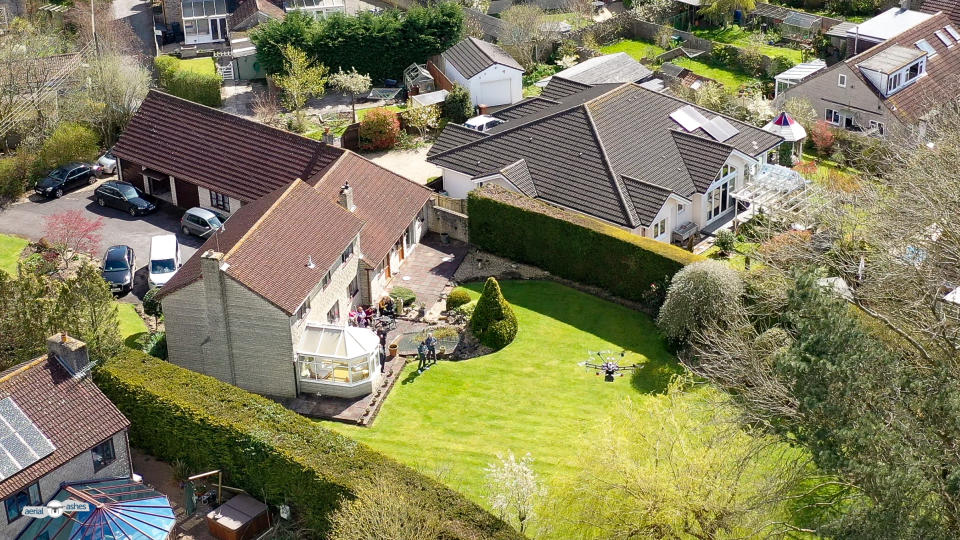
[1, 431, 131, 539]
[778, 63, 902, 132]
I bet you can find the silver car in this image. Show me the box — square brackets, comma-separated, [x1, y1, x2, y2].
[97, 150, 118, 175]
[180, 207, 225, 238]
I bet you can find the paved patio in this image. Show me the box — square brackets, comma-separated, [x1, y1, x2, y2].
[388, 232, 469, 310]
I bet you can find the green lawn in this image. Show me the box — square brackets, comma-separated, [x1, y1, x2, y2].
[356, 104, 406, 122]
[327, 281, 688, 518]
[693, 26, 804, 63]
[117, 303, 148, 342]
[672, 57, 756, 90]
[0, 234, 28, 275]
[177, 57, 217, 76]
[599, 38, 667, 61]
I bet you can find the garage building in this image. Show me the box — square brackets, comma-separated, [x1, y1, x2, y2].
[438, 37, 524, 107]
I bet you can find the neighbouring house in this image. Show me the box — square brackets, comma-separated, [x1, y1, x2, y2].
[0, 335, 132, 539]
[465, 8, 505, 42]
[779, 12, 960, 136]
[538, 53, 653, 86]
[428, 79, 786, 244]
[437, 37, 524, 107]
[844, 6, 933, 56]
[774, 59, 827, 97]
[112, 89, 344, 215]
[916, 0, 960, 25]
[151, 135, 432, 399]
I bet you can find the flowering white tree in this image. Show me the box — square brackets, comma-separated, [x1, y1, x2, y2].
[483, 450, 543, 534]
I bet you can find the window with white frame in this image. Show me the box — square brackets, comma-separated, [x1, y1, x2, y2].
[295, 297, 311, 321]
[886, 58, 925, 95]
[652, 218, 667, 238]
[707, 179, 732, 221]
[676, 203, 685, 214]
[347, 274, 359, 298]
[869, 120, 885, 135]
[717, 163, 736, 179]
[327, 301, 340, 323]
[182, 0, 227, 36]
[286, 0, 345, 19]
[838, 73, 847, 87]
[209, 190, 230, 211]
[91, 438, 116, 472]
[341, 241, 354, 264]
[825, 108, 840, 125]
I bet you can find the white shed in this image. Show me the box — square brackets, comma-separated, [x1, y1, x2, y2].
[440, 37, 524, 107]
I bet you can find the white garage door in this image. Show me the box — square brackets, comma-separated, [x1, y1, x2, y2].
[474, 79, 512, 107]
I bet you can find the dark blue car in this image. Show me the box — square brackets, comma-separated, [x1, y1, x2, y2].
[94, 181, 156, 216]
[101, 245, 136, 295]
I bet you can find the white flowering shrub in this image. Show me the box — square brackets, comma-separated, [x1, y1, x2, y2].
[657, 260, 744, 342]
[483, 451, 543, 534]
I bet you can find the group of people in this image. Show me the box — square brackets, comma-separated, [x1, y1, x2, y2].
[349, 296, 398, 329]
[417, 333, 438, 372]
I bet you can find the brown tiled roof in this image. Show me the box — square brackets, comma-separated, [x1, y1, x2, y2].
[308, 151, 433, 267]
[0, 357, 129, 499]
[849, 13, 960, 123]
[224, 180, 365, 314]
[156, 182, 295, 299]
[917, 0, 960, 25]
[159, 152, 431, 313]
[112, 90, 343, 204]
[228, 0, 285, 30]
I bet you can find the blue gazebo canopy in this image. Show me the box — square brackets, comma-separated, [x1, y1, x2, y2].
[16, 478, 176, 540]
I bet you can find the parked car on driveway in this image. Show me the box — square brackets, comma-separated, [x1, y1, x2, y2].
[148, 234, 180, 288]
[180, 207, 224, 238]
[94, 181, 156, 216]
[35, 163, 98, 198]
[101, 245, 135, 295]
[97, 150, 118, 175]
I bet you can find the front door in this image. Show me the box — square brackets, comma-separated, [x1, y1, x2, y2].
[210, 18, 227, 41]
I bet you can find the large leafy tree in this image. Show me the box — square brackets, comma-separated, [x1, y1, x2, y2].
[273, 44, 329, 132]
[328, 67, 371, 123]
[667, 102, 960, 535]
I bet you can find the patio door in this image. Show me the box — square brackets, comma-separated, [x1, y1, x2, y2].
[210, 17, 227, 41]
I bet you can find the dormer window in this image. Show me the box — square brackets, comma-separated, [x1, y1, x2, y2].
[885, 58, 925, 94]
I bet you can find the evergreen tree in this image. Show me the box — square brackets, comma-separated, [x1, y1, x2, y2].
[470, 277, 518, 350]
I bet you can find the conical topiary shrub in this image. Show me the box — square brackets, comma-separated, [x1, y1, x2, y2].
[469, 277, 518, 351]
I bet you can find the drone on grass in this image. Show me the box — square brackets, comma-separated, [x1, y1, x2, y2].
[579, 350, 641, 382]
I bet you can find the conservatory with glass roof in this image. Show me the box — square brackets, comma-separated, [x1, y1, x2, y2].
[296, 324, 381, 398]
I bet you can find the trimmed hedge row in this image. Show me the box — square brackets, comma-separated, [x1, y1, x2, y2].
[467, 185, 703, 302]
[94, 349, 518, 539]
[154, 56, 222, 107]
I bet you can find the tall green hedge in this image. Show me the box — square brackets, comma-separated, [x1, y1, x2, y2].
[468, 185, 703, 302]
[251, 4, 463, 82]
[94, 349, 518, 539]
[154, 56, 222, 107]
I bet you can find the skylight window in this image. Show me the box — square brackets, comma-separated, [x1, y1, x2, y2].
[916, 39, 938, 57]
[946, 25, 960, 41]
[935, 30, 953, 47]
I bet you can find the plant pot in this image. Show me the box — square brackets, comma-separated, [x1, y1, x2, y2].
[389, 343, 398, 358]
[440, 232, 450, 244]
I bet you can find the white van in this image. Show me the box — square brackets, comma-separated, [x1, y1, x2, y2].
[148, 234, 180, 288]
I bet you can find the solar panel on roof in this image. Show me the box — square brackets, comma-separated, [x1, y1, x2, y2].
[669, 105, 709, 132]
[947, 25, 960, 41]
[702, 117, 739, 142]
[0, 397, 55, 480]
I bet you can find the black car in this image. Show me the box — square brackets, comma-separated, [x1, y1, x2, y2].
[101, 245, 136, 295]
[35, 163, 98, 199]
[94, 181, 156, 216]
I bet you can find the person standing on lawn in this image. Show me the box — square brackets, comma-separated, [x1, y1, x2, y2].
[417, 341, 427, 372]
[425, 332, 437, 364]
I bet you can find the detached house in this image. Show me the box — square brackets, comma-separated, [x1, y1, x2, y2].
[127, 92, 433, 400]
[779, 12, 960, 135]
[428, 80, 785, 243]
[0, 335, 132, 539]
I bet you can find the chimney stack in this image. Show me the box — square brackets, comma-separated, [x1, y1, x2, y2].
[47, 333, 90, 376]
[339, 181, 355, 212]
